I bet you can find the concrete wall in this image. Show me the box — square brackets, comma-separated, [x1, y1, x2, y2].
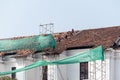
[57, 53, 67, 80]
[25, 60, 41, 80]
[0, 57, 5, 72]
[0, 49, 90, 80]
[1, 49, 120, 80]
[114, 57, 120, 80]
[59, 49, 89, 80]
[0, 56, 25, 80]
[15, 58, 25, 80]
[108, 49, 120, 80]
[25, 53, 43, 80]
[0, 54, 42, 80]
[59, 49, 113, 80]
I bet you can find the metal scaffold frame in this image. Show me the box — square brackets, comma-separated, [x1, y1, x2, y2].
[39, 23, 54, 34]
[47, 55, 58, 80]
[89, 54, 108, 80]
[39, 23, 55, 80]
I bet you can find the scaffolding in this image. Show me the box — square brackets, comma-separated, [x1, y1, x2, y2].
[39, 23, 55, 80]
[89, 54, 108, 80]
[39, 23, 54, 34]
[47, 55, 58, 80]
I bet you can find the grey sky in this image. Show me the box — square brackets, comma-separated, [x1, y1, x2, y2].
[0, 0, 120, 38]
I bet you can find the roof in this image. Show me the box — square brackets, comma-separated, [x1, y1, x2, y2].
[54, 26, 120, 53]
[0, 26, 120, 56]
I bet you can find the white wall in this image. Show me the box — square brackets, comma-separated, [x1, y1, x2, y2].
[59, 49, 112, 80]
[25, 53, 42, 80]
[0, 57, 5, 72]
[25, 60, 41, 80]
[109, 50, 120, 80]
[59, 49, 90, 80]
[57, 53, 67, 80]
[88, 49, 120, 80]
[15, 58, 25, 80]
[0, 56, 25, 80]
[2, 48, 120, 80]
[0, 54, 42, 80]
[0, 49, 89, 80]
[67, 63, 79, 80]
[88, 50, 110, 80]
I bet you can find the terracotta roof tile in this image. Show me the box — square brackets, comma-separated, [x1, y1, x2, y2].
[0, 26, 120, 56]
[54, 26, 120, 53]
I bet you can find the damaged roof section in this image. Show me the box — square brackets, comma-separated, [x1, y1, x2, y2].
[54, 26, 120, 53]
[0, 26, 120, 56]
[0, 34, 56, 57]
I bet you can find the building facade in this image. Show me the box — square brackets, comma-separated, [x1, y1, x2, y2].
[0, 26, 120, 80]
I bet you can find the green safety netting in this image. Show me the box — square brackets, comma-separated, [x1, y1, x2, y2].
[0, 34, 56, 52]
[52, 46, 104, 64]
[0, 46, 104, 75]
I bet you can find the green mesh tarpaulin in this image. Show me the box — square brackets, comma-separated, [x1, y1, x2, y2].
[52, 46, 104, 64]
[0, 34, 56, 52]
[0, 46, 104, 75]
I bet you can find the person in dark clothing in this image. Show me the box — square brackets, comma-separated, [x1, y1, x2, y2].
[72, 28, 74, 33]
[65, 35, 68, 39]
[57, 36, 61, 42]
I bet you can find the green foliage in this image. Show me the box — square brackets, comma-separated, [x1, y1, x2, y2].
[0, 76, 13, 80]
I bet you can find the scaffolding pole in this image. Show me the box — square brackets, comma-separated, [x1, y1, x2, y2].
[89, 54, 108, 80]
[39, 23, 54, 35]
[47, 54, 58, 80]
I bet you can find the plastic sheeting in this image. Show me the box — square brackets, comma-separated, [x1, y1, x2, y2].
[0, 34, 56, 52]
[0, 46, 104, 75]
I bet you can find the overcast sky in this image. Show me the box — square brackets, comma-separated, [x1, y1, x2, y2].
[0, 0, 120, 38]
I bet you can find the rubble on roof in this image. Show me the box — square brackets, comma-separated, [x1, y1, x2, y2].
[54, 26, 120, 53]
[0, 26, 120, 56]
